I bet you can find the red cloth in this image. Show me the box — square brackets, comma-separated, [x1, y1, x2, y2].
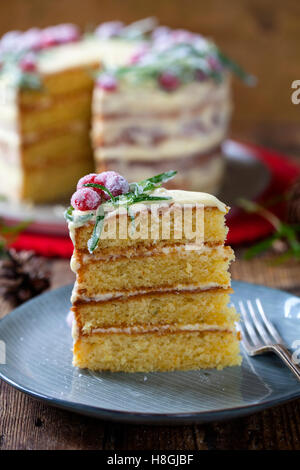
[11, 142, 300, 258]
[227, 142, 300, 244]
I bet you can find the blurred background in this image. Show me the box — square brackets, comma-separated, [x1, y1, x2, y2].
[0, 0, 299, 158]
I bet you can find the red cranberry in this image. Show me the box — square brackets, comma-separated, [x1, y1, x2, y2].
[96, 74, 118, 92]
[77, 173, 99, 191]
[54, 24, 80, 44]
[129, 45, 149, 64]
[71, 187, 101, 211]
[19, 53, 37, 72]
[158, 71, 180, 91]
[38, 28, 59, 49]
[94, 171, 129, 199]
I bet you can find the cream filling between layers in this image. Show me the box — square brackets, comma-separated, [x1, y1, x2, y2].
[94, 127, 226, 161]
[93, 78, 231, 115]
[92, 101, 231, 143]
[88, 323, 236, 335]
[71, 282, 227, 303]
[71, 244, 226, 269]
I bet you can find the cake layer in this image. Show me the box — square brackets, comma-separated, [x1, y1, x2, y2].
[94, 129, 226, 161]
[0, 124, 92, 168]
[73, 245, 234, 300]
[72, 206, 228, 256]
[73, 290, 235, 332]
[19, 90, 92, 135]
[19, 65, 98, 108]
[0, 157, 92, 203]
[73, 329, 241, 372]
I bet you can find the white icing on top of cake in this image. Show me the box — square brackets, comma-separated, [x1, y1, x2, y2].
[69, 187, 227, 230]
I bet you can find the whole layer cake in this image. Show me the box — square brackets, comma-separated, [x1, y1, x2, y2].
[66, 170, 241, 372]
[92, 28, 233, 194]
[0, 20, 149, 202]
[0, 19, 252, 203]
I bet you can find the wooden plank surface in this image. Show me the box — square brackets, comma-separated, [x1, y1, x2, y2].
[0, 253, 300, 450]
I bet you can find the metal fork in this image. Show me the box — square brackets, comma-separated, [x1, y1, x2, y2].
[235, 298, 300, 381]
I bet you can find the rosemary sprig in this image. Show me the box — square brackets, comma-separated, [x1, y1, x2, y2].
[103, 42, 254, 88]
[87, 206, 105, 254]
[0, 218, 32, 256]
[65, 170, 177, 252]
[238, 198, 300, 262]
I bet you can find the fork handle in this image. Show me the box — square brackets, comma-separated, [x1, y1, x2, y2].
[271, 344, 300, 381]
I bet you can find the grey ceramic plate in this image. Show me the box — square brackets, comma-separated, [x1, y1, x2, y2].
[0, 140, 270, 236]
[0, 280, 299, 424]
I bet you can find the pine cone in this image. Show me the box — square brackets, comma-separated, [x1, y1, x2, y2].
[288, 177, 300, 224]
[0, 249, 50, 306]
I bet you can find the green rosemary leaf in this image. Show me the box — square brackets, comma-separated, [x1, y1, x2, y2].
[18, 72, 42, 90]
[216, 50, 256, 86]
[84, 183, 116, 203]
[64, 206, 75, 222]
[127, 195, 172, 206]
[0, 219, 32, 235]
[243, 235, 278, 260]
[137, 170, 177, 193]
[64, 206, 94, 225]
[87, 206, 105, 253]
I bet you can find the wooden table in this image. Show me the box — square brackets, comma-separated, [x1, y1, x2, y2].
[0, 252, 300, 450]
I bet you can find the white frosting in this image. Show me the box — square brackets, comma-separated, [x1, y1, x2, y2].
[89, 322, 235, 335]
[68, 187, 227, 231]
[38, 37, 136, 75]
[71, 282, 226, 303]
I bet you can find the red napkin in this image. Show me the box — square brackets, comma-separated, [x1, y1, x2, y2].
[11, 142, 300, 258]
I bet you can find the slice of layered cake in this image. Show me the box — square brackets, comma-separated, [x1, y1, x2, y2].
[92, 27, 253, 194]
[66, 170, 241, 372]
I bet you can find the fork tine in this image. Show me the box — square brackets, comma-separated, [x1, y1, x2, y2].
[235, 320, 253, 352]
[238, 300, 261, 346]
[255, 298, 283, 344]
[247, 300, 272, 344]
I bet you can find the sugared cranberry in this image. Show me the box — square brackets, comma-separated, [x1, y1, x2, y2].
[0, 31, 22, 52]
[96, 74, 118, 92]
[158, 71, 180, 91]
[129, 45, 149, 64]
[94, 21, 124, 39]
[54, 24, 80, 44]
[77, 173, 99, 191]
[71, 187, 101, 211]
[94, 171, 129, 199]
[39, 27, 59, 49]
[171, 29, 194, 44]
[20, 28, 41, 51]
[19, 53, 37, 72]
[208, 56, 222, 72]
